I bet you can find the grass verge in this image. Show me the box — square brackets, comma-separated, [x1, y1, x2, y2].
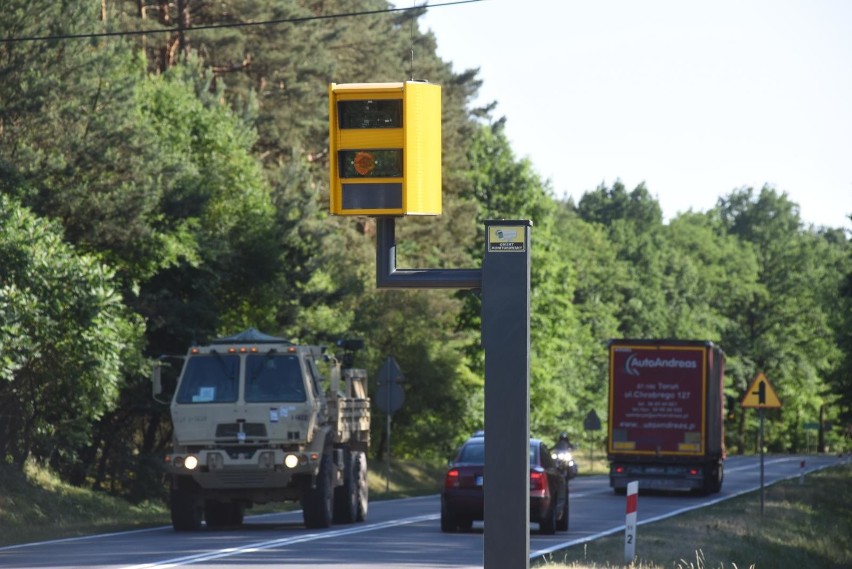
[535, 463, 852, 569]
[0, 461, 167, 546]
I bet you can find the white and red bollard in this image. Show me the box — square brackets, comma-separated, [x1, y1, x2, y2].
[624, 481, 638, 564]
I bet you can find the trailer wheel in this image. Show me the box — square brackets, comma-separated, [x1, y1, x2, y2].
[333, 449, 358, 524]
[170, 486, 203, 531]
[302, 452, 334, 529]
[710, 463, 724, 493]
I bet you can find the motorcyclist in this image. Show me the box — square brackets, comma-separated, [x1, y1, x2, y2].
[553, 432, 578, 479]
[554, 432, 574, 451]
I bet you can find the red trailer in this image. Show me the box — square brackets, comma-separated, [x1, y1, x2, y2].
[607, 339, 726, 494]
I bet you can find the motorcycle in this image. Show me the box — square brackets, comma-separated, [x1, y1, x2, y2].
[552, 447, 578, 479]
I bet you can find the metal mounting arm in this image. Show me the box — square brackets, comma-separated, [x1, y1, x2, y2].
[375, 217, 481, 290]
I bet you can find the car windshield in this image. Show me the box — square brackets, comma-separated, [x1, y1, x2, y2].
[245, 354, 307, 402]
[455, 440, 539, 465]
[175, 353, 239, 403]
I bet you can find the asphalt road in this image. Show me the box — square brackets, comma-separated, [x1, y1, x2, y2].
[0, 454, 844, 569]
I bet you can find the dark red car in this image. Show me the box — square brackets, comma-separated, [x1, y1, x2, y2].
[440, 433, 569, 534]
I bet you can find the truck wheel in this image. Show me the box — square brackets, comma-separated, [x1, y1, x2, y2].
[556, 491, 569, 531]
[333, 449, 358, 524]
[170, 487, 203, 531]
[302, 452, 334, 529]
[354, 451, 368, 522]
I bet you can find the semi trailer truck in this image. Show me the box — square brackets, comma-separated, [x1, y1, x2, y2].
[607, 339, 726, 494]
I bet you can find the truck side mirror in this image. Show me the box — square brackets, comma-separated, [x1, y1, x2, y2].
[151, 363, 168, 404]
[151, 357, 180, 404]
[151, 363, 162, 395]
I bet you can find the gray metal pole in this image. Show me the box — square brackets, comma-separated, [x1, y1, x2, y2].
[759, 408, 765, 517]
[482, 220, 532, 569]
[386, 363, 392, 494]
[375, 217, 481, 289]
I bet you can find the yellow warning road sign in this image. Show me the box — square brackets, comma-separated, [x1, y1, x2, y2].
[741, 372, 782, 408]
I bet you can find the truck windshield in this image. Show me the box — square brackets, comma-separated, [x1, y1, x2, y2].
[175, 354, 239, 403]
[245, 354, 307, 403]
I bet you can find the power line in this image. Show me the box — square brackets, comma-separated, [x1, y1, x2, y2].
[0, 0, 483, 44]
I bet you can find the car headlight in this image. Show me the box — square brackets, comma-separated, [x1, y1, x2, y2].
[184, 455, 199, 470]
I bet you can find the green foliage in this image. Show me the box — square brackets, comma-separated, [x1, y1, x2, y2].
[716, 187, 844, 451]
[461, 121, 607, 439]
[0, 195, 143, 467]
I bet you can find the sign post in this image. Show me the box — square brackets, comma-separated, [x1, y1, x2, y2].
[376, 356, 404, 493]
[741, 372, 782, 517]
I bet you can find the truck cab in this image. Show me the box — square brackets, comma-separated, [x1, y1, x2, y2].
[153, 329, 370, 530]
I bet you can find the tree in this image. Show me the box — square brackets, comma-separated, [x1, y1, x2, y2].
[576, 181, 671, 337]
[716, 186, 842, 452]
[832, 223, 852, 433]
[0, 195, 143, 468]
[460, 120, 605, 439]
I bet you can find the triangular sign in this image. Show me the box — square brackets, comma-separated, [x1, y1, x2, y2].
[741, 372, 782, 408]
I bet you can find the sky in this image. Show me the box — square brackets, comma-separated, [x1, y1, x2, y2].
[416, 0, 852, 231]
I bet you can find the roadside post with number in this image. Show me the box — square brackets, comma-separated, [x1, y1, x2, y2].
[329, 82, 532, 569]
[624, 480, 638, 564]
[741, 372, 782, 516]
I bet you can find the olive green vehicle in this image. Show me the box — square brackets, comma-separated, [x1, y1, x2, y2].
[151, 329, 370, 531]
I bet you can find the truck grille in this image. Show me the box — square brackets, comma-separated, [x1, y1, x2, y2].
[210, 469, 276, 487]
[215, 422, 267, 439]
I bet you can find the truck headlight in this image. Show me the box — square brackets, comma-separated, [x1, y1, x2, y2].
[284, 454, 299, 469]
[184, 455, 199, 470]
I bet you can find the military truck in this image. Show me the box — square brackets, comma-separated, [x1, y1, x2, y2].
[151, 328, 370, 531]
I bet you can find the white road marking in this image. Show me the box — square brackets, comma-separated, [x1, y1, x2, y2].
[119, 513, 440, 569]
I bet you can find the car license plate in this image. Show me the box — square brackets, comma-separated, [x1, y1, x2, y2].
[475, 475, 483, 486]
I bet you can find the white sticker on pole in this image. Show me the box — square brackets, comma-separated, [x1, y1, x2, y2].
[624, 481, 638, 564]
